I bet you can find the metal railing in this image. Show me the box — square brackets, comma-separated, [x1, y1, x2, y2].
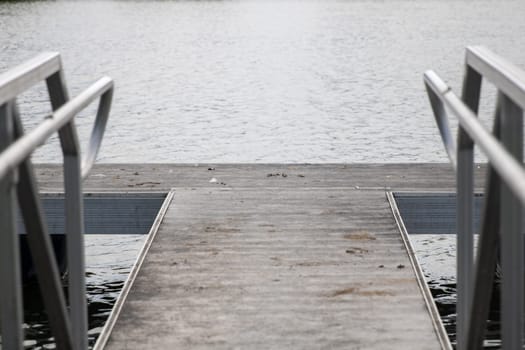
[424, 46, 525, 350]
[0, 53, 113, 349]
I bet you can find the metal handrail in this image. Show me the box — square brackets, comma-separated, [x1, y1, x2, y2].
[0, 53, 113, 350]
[424, 71, 525, 203]
[0, 52, 62, 105]
[425, 46, 525, 350]
[0, 77, 113, 180]
[466, 46, 525, 109]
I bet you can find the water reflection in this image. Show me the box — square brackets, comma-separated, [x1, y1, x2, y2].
[21, 235, 145, 349]
[410, 234, 501, 349]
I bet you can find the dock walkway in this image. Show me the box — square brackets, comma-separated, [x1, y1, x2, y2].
[38, 164, 486, 349]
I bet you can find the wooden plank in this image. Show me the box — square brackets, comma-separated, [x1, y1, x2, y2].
[35, 163, 486, 192]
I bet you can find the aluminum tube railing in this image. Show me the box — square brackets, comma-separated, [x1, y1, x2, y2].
[466, 46, 525, 109]
[425, 46, 525, 350]
[0, 53, 113, 350]
[0, 76, 113, 180]
[425, 71, 525, 202]
[0, 52, 62, 105]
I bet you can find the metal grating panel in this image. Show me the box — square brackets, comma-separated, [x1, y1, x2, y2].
[17, 193, 166, 235]
[393, 193, 484, 234]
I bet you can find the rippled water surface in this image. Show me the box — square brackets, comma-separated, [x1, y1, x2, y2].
[1, 0, 525, 163]
[22, 235, 146, 349]
[411, 235, 501, 349]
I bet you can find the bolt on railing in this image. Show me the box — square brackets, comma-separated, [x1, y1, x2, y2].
[0, 52, 113, 350]
[425, 46, 525, 350]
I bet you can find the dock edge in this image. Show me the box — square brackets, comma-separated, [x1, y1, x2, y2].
[386, 191, 453, 350]
[93, 189, 176, 350]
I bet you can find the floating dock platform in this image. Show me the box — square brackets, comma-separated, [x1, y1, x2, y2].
[37, 164, 486, 349]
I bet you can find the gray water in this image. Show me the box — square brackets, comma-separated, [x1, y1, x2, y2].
[2, 0, 525, 163]
[22, 235, 145, 348]
[411, 235, 501, 348]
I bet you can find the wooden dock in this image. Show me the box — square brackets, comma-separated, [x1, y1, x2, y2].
[38, 164, 487, 349]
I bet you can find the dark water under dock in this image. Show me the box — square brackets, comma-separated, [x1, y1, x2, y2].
[22, 235, 145, 348]
[411, 235, 501, 349]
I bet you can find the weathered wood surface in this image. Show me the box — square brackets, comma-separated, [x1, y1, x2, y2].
[105, 187, 440, 349]
[36, 163, 487, 192]
[36, 164, 486, 349]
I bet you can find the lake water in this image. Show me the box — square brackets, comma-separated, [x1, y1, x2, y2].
[1, 0, 523, 348]
[22, 235, 146, 348]
[411, 235, 501, 349]
[1, 0, 525, 163]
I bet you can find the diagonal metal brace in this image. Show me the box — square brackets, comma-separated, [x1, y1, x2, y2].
[12, 104, 74, 350]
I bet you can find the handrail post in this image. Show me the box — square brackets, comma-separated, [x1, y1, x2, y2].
[499, 93, 523, 350]
[0, 101, 24, 349]
[466, 112, 501, 350]
[12, 105, 74, 350]
[46, 70, 88, 350]
[64, 153, 87, 350]
[455, 65, 481, 350]
[456, 127, 474, 350]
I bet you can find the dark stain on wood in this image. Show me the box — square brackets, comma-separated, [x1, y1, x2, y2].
[330, 287, 394, 297]
[344, 231, 377, 241]
[345, 247, 369, 254]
